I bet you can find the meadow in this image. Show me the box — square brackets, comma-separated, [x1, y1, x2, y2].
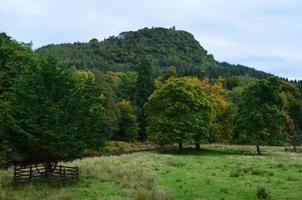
[1, 144, 302, 200]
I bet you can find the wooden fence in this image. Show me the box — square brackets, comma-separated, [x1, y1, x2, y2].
[284, 147, 302, 152]
[13, 164, 79, 185]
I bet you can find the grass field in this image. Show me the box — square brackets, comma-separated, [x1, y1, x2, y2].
[1, 144, 302, 200]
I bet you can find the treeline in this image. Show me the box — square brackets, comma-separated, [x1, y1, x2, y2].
[36, 27, 269, 79]
[1, 32, 302, 170]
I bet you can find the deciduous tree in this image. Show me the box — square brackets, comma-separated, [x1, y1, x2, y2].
[117, 100, 139, 142]
[233, 77, 287, 154]
[144, 78, 213, 151]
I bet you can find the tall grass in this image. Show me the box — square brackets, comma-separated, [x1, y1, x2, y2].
[0, 154, 172, 200]
[1, 144, 302, 199]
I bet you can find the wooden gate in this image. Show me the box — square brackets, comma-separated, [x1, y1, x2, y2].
[13, 164, 79, 185]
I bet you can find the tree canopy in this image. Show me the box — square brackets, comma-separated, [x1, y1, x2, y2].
[36, 27, 269, 79]
[233, 77, 287, 154]
[144, 77, 214, 151]
[4, 60, 105, 164]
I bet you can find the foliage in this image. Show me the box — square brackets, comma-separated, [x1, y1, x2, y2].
[160, 66, 177, 82]
[0, 33, 42, 165]
[144, 77, 214, 150]
[233, 77, 287, 154]
[36, 27, 269, 79]
[117, 71, 138, 101]
[117, 100, 139, 142]
[257, 186, 271, 200]
[93, 70, 121, 139]
[4, 60, 105, 163]
[285, 95, 302, 148]
[135, 58, 154, 139]
[185, 77, 233, 142]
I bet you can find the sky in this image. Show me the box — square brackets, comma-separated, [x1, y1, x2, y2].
[1, 0, 302, 80]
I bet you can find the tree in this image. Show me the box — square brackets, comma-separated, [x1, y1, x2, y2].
[161, 66, 177, 82]
[5, 60, 104, 175]
[94, 71, 121, 139]
[286, 96, 302, 150]
[117, 71, 138, 101]
[135, 58, 154, 139]
[154, 66, 177, 90]
[0, 33, 41, 166]
[36, 27, 269, 80]
[144, 78, 213, 151]
[117, 100, 139, 142]
[233, 77, 287, 155]
[186, 77, 232, 143]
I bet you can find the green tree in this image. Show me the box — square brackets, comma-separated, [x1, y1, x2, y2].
[161, 66, 177, 82]
[135, 58, 154, 139]
[281, 81, 302, 150]
[287, 97, 302, 150]
[36, 27, 269, 80]
[5, 60, 104, 174]
[94, 71, 121, 139]
[233, 77, 287, 154]
[0, 33, 40, 166]
[117, 71, 138, 101]
[154, 66, 178, 89]
[186, 77, 233, 143]
[117, 100, 139, 142]
[144, 78, 213, 151]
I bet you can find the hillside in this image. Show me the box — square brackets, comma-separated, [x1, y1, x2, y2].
[36, 27, 269, 79]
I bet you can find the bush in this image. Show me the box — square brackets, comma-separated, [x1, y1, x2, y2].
[257, 186, 271, 199]
[230, 169, 241, 177]
[252, 169, 266, 176]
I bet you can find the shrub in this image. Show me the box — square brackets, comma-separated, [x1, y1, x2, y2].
[252, 169, 266, 176]
[230, 169, 241, 177]
[257, 186, 271, 200]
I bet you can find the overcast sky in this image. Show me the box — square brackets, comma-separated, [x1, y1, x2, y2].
[1, 0, 301, 80]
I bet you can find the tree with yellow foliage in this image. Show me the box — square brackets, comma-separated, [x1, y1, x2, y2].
[185, 77, 233, 142]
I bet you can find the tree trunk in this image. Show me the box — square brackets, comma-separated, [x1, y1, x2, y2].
[178, 142, 183, 152]
[196, 143, 200, 150]
[256, 145, 261, 155]
[44, 161, 57, 178]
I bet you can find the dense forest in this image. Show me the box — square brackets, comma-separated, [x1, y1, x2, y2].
[1, 27, 302, 171]
[36, 27, 269, 79]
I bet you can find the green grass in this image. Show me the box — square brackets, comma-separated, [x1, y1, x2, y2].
[1, 144, 302, 200]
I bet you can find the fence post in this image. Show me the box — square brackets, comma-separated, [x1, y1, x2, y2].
[76, 167, 79, 181]
[13, 166, 17, 186]
[29, 165, 32, 183]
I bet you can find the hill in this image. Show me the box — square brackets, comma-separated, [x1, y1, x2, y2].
[36, 27, 269, 79]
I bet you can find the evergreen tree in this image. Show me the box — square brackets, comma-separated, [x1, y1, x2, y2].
[5, 60, 104, 174]
[135, 58, 154, 140]
[0, 33, 41, 166]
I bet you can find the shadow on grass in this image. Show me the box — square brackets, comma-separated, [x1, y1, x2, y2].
[155, 146, 265, 157]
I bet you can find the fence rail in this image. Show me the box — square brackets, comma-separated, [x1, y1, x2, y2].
[284, 147, 302, 152]
[13, 164, 79, 185]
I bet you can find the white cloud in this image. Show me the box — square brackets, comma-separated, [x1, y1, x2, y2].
[0, 0, 301, 79]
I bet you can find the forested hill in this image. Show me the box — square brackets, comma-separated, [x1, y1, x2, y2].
[36, 27, 269, 79]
